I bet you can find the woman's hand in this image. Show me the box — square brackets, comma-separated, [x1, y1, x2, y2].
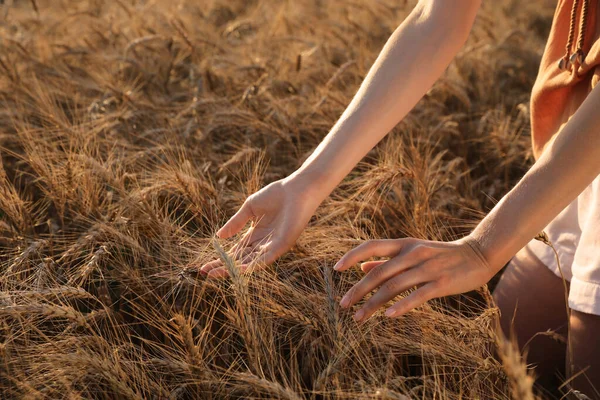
[334, 236, 496, 322]
[201, 177, 323, 278]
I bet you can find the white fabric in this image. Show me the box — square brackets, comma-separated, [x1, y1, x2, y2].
[526, 173, 600, 316]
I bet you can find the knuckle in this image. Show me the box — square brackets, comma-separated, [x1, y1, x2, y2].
[410, 244, 430, 258]
[360, 302, 373, 315]
[354, 240, 381, 258]
[368, 264, 385, 281]
[245, 192, 256, 205]
[353, 241, 372, 255]
[420, 285, 437, 299]
[424, 288, 438, 302]
[421, 258, 440, 274]
[412, 292, 433, 308]
[398, 237, 416, 247]
[435, 273, 451, 289]
[244, 198, 257, 217]
[345, 287, 355, 301]
[418, 261, 434, 275]
[362, 296, 381, 313]
[431, 279, 445, 290]
[382, 278, 400, 294]
[412, 289, 427, 302]
[365, 239, 384, 250]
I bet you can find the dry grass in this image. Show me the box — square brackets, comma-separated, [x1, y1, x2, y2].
[0, 0, 560, 398]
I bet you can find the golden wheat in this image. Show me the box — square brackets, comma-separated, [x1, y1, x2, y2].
[0, 0, 561, 398]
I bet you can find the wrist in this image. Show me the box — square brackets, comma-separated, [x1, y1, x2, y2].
[459, 235, 491, 270]
[283, 168, 334, 204]
[461, 230, 514, 274]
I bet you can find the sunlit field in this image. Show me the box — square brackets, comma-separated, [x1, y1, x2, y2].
[0, 0, 561, 398]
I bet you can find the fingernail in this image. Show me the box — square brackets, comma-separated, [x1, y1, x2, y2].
[385, 308, 397, 317]
[353, 309, 364, 322]
[340, 294, 350, 308]
[333, 260, 343, 271]
[216, 229, 223, 238]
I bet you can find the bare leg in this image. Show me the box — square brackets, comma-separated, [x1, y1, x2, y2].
[493, 244, 569, 386]
[567, 310, 600, 398]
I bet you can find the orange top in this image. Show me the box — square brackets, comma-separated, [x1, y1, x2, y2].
[530, 0, 600, 160]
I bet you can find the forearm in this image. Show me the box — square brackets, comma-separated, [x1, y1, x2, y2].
[470, 84, 600, 271]
[286, 0, 481, 198]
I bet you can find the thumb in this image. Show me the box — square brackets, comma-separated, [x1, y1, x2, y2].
[360, 260, 387, 273]
[217, 201, 253, 238]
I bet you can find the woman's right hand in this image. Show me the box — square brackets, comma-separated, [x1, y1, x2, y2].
[200, 176, 323, 278]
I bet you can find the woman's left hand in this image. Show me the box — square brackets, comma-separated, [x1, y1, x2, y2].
[334, 236, 495, 322]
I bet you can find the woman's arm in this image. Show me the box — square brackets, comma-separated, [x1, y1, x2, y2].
[287, 0, 481, 199]
[335, 83, 600, 321]
[204, 0, 482, 277]
[470, 83, 600, 271]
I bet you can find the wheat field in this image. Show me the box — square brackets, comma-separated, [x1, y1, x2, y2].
[0, 0, 564, 398]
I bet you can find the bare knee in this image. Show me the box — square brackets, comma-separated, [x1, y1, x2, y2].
[567, 310, 600, 398]
[492, 245, 569, 387]
[493, 246, 568, 346]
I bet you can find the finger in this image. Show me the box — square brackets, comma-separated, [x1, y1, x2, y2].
[238, 250, 262, 267]
[217, 201, 254, 239]
[353, 264, 431, 322]
[207, 265, 253, 279]
[219, 225, 272, 273]
[200, 258, 223, 274]
[229, 227, 270, 259]
[207, 249, 258, 279]
[361, 260, 387, 273]
[227, 228, 256, 260]
[385, 282, 438, 318]
[208, 238, 288, 279]
[247, 239, 285, 267]
[207, 267, 230, 279]
[334, 239, 411, 271]
[340, 251, 428, 309]
[200, 246, 254, 274]
[207, 251, 261, 279]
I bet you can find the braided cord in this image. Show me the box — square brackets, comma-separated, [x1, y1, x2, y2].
[566, 0, 581, 58]
[559, 0, 590, 71]
[576, 0, 589, 52]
